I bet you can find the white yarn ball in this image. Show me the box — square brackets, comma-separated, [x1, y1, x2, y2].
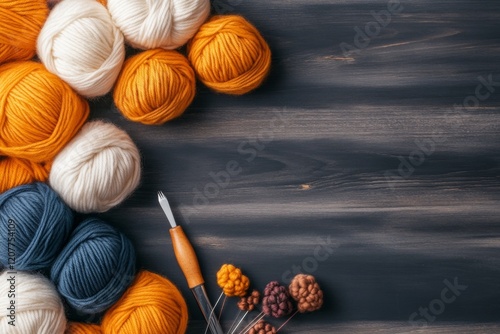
[0, 271, 66, 334]
[107, 0, 210, 50]
[37, 0, 125, 97]
[49, 120, 141, 213]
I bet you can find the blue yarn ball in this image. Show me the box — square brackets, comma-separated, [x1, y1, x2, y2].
[50, 217, 136, 314]
[0, 182, 73, 271]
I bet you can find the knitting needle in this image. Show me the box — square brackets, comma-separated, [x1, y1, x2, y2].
[157, 191, 224, 334]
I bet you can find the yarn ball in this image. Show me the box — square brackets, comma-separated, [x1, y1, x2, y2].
[50, 217, 136, 314]
[37, 0, 125, 97]
[0, 270, 66, 334]
[188, 15, 272, 95]
[0, 0, 49, 64]
[262, 281, 294, 318]
[107, 0, 210, 50]
[0, 61, 90, 163]
[216, 264, 250, 297]
[101, 270, 188, 334]
[113, 49, 196, 125]
[66, 322, 102, 334]
[289, 274, 323, 313]
[0, 182, 73, 271]
[49, 120, 141, 213]
[248, 320, 276, 334]
[0, 157, 51, 194]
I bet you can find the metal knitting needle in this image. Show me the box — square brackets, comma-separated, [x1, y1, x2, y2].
[157, 191, 224, 334]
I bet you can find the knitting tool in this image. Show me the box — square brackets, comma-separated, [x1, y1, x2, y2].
[157, 191, 224, 334]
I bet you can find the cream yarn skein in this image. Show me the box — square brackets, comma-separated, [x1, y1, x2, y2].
[107, 0, 210, 50]
[0, 271, 66, 334]
[49, 120, 141, 213]
[37, 0, 125, 97]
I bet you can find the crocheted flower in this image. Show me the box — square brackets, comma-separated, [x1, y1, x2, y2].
[248, 319, 276, 334]
[238, 289, 260, 311]
[289, 274, 323, 313]
[262, 281, 293, 318]
[216, 264, 250, 297]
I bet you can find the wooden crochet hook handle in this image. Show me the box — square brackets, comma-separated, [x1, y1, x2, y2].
[169, 225, 204, 288]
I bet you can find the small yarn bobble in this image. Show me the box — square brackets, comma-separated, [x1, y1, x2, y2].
[0, 61, 89, 163]
[238, 289, 260, 312]
[188, 15, 272, 95]
[0, 157, 51, 194]
[37, 0, 125, 97]
[0, 183, 73, 271]
[107, 0, 210, 50]
[66, 322, 102, 334]
[113, 49, 196, 125]
[289, 274, 324, 313]
[102, 270, 188, 334]
[248, 319, 277, 334]
[0, 0, 48, 64]
[262, 281, 294, 318]
[50, 218, 136, 314]
[217, 264, 250, 297]
[49, 120, 141, 213]
[0, 271, 66, 334]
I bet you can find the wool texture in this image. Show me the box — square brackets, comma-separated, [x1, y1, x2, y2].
[216, 264, 250, 297]
[262, 281, 294, 318]
[50, 217, 136, 314]
[49, 120, 141, 213]
[113, 49, 196, 125]
[107, 0, 210, 50]
[289, 274, 323, 313]
[37, 0, 125, 97]
[0, 182, 73, 271]
[0, 157, 51, 194]
[0, 270, 66, 334]
[101, 270, 188, 334]
[188, 15, 272, 95]
[66, 322, 102, 334]
[0, 0, 49, 64]
[0, 61, 89, 163]
[248, 320, 277, 334]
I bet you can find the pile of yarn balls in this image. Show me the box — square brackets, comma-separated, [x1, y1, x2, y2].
[0, 0, 271, 333]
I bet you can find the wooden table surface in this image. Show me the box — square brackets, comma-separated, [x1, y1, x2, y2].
[90, 0, 500, 332]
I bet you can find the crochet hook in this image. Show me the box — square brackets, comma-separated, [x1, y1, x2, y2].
[157, 191, 224, 334]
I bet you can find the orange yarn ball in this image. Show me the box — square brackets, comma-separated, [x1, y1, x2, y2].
[0, 0, 49, 64]
[0, 157, 51, 194]
[102, 270, 188, 334]
[114, 49, 196, 125]
[0, 61, 89, 163]
[66, 322, 101, 334]
[188, 15, 271, 95]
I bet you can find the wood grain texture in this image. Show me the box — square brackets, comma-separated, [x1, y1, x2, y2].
[88, 0, 499, 332]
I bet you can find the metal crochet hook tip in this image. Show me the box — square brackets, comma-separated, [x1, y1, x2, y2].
[157, 191, 224, 334]
[157, 191, 177, 228]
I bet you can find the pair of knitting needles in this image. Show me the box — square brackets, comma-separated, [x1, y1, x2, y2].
[157, 191, 224, 334]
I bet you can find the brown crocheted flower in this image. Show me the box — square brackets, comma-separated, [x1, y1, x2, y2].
[248, 319, 276, 334]
[238, 289, 260, 311]
[289, 274, 323, 313]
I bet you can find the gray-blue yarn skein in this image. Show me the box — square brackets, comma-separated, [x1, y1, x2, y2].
[50, 217, 136, 314]
[0, 182, 73, 271]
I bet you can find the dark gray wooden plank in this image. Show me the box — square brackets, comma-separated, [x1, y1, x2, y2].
[84, 0, 500, 332]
